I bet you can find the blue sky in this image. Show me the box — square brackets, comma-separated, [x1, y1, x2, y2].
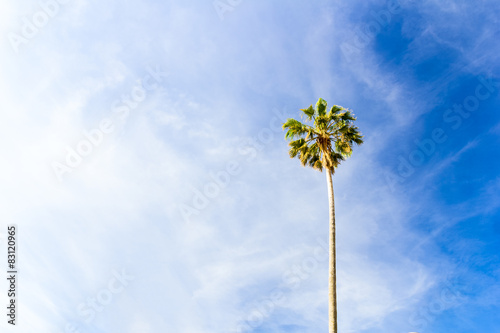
[0, 0, 499, 332]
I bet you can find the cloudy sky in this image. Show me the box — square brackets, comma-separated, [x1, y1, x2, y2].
[0, 0, 499, 332]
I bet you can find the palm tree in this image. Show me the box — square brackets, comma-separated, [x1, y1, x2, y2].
[283, 98, 363, 333]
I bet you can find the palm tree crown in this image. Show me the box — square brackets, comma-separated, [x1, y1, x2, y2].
[283, 98, 363, 172]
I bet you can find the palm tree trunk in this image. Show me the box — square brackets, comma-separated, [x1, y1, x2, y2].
[326, 169, 337, 333]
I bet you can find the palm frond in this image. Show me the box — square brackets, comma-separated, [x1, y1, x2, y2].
[328, 105, 344, 117]
[301, 105, 315, 120]
[326, 151, 345, 173]
[316, 98, 327, 116]
[283, 118, 312, 140]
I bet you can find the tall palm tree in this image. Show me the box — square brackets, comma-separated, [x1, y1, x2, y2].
[283, 98, 363, 333]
